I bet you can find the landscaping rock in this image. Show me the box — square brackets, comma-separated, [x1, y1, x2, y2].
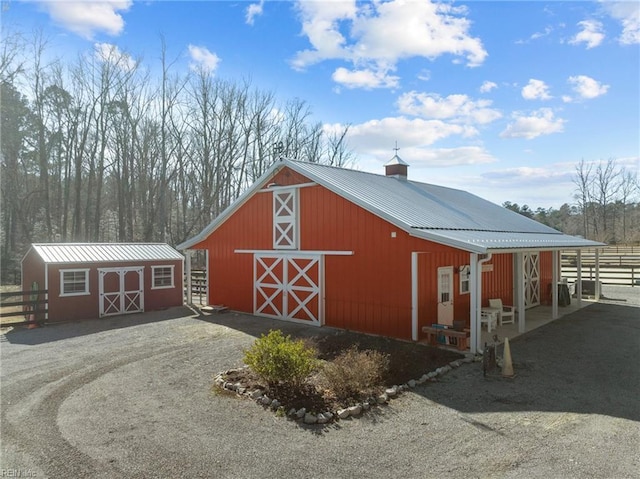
[260, 395, 271, 406]
[304, 413, 317, 424]
[408, 379, 416, 388]
[316, 413, 329, 424]
[295, 408, 306, 419]
[377, 393, 389, 404]
[249, 390, 263, 400]
[361, 401, 370, 411]
[348, 405, 362, 416]
[288, 408, 297, 417]
[385, 387, 397, 397]
[337, 408, 350, 419]
[270, 399, 280, 409]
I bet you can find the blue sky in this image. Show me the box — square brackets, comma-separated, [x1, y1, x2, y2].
[3, 0, 639, 208]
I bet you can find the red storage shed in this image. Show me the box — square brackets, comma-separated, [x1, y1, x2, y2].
[21, 243, 184, 322]
[178, 158, 603, 353]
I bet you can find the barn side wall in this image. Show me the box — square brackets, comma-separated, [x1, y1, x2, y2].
[190, 167, 519, 340]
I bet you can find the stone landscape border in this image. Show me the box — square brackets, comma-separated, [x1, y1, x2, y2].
[214, 354, 479, 425]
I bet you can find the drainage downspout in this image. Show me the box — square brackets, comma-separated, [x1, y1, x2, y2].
[474, 253, 493, 354]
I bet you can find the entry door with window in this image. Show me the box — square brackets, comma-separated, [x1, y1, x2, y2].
[437, 266, 454, 326]
[99, 267, 144, 317]
[523, 253, 540, 308]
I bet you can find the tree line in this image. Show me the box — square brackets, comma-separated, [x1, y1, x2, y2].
[503, 158, 639, 244]
[1, 32, 638, 282]
[1, 32, 353, 279]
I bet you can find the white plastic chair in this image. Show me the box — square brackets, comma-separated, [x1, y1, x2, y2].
[488, 298, 516, 325]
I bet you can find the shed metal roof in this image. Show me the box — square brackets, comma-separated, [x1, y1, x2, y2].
[29, 243, 183, 264]
[178, 159, 604, 253]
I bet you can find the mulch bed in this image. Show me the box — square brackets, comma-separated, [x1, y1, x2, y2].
[219, 330, 465, 413]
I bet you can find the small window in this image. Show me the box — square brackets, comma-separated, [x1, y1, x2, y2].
[460, 265, 470, 295]
[152, 265, 174, 289]
[60, 269, 89, 296]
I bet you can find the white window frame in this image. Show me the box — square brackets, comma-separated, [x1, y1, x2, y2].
[60, 268, 90, 297]
[459, 265, 471, 295]
[273, 188, 299, 250]
[151, 265, 175, 290]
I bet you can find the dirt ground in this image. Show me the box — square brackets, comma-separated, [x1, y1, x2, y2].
[1, 294, 638, 478]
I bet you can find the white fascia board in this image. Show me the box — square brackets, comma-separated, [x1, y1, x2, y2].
[177, 161, 287, 250]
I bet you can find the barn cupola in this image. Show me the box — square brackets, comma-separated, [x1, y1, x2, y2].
[383, 144, 409, 180]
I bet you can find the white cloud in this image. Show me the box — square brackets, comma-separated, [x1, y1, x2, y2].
[36, 1, 132, 39]
[479, 81, 497, 93]
[339, 117, 476, 154]
[332, 67, 400, 89]
[245, 0, 264, 26]
[500, 108, 565, 139]
[522, 79, 552, 100]
[567, 75, 609, 99]
[417, 69, 431, 81]
[397, 92, 502, 125]
[408, 146, 496, 167]
[188, 45, 221, 73]
[292, 0, 487, 88]
[601, 1, 640, 45]
[569, 20, 605, 49]
[94, 42, 136, 71]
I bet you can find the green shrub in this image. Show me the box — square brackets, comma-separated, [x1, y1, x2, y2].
[243, 330, 319, 388]
[319, 345, 390, 401]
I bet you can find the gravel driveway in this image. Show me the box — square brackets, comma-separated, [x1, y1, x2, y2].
[1, 288, 638, 479]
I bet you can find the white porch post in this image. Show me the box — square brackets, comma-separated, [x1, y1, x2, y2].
[185, 250, 192, 305]
[595, 248, 601, 300]
[205, 250, 210, 305]
[469, 253, 479, 354]
[552, 250, 559, 319]
[516, 252, 526, 333]
[576, 249, 582, 307]
[411, 252, 418, 341]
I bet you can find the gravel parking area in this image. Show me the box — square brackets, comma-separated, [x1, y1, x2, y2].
[1, 292, 638, 479]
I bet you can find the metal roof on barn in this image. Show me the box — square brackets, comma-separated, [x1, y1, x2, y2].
[178, 159, 604, 253]
[30, 243, 183, 264]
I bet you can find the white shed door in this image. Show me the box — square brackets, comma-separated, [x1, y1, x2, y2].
[99, 267, 144, 317]
[254, 254, 321, 325]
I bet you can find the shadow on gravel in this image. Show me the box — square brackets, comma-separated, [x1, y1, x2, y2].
[412, 303, 640, 422]
[3, 306, 196, 345]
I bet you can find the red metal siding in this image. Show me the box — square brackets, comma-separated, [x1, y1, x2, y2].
[481, 254, 514, 307]
[539, 251, 553, 304]
[191, 166, 529, 340]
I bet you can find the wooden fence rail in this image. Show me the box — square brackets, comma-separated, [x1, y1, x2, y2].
[561, 266, 639, 287]
[0, 289, 48, 325]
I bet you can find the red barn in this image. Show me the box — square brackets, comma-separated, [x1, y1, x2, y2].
[21, 243, 184, 322]
[178, 158, 602, 352]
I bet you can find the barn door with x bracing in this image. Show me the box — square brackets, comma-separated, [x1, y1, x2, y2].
[254, 254, 322, 325]
[523, 253, 540, 308]
[99, 267, 144, 317]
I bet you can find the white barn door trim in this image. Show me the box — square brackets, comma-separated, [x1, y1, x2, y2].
[99, 266, 144, 317]
[253, 253, 322, 326]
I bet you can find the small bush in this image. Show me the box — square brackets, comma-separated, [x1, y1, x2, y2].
[319, 345, 390, 401]
[243, 330, 319, 388]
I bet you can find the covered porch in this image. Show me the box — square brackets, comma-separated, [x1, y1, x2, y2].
[469, 248, 602, 354]
[479, 295, 594, 346]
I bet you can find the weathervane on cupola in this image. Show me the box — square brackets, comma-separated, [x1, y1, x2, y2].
[383, 141, 409, 180]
